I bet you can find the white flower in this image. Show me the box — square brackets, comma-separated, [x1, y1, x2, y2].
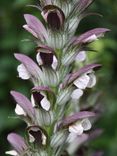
[31, 93, 50, 111]
[71, 71, 96, 100]
[68, 118, 91, 143]
[36, 53, 58, 70]
[17, 64, 30, 80]
[76, 51, 86, 62]
[72, 71, 96, 100]
[5, 150, 18, 156]
[15, 104, 26, 116]
[73, 70, 96, 89]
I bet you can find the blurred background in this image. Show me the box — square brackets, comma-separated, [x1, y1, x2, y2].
[0, 0, 117, 155]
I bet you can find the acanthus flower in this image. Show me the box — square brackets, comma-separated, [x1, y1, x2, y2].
[31, 86, 52, 111]
[36, 45, 58, 70]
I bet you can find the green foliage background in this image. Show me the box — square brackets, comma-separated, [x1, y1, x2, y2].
[0, 0, 117, 155]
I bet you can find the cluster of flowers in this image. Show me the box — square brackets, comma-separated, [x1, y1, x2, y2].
[6, 0, 109, 156]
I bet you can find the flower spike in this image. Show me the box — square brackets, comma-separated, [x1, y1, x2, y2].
[7, 0, 109, 155]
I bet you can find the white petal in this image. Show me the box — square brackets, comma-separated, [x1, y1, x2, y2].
[71, 89, 83, 100]
[42, 133, 47, 145]
[76, 51, 86, 62]
[5, 150, 18, 156]
[36, 53, 43, 66]
[87, 73, 96, 88]
[84, 34, 98, 43]
[69, 123, 83, 135]
[17, 64, 30, 80]
[51, 56, 58, 70]
[40, 97, 50, 111]
[15, 104, 26, 116]
[81, 118, 92, 131]
[31, 94, 36, 107]
[73, 74, 90, 89]
[29, 134, 35, 143]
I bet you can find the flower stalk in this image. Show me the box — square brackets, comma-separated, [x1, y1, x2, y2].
[6, 0, 109, 156]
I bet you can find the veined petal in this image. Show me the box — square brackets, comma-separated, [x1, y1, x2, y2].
[71, 89, 83, 100]
[5, 150, 18, 156]
[10, 91, 34, 118]
[24, 14, 48, 40]
[73, 74, 90, 89]
[69, 123, 83, 135]
[17, 64, 30, 80]
[7, 133, 27, 154]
